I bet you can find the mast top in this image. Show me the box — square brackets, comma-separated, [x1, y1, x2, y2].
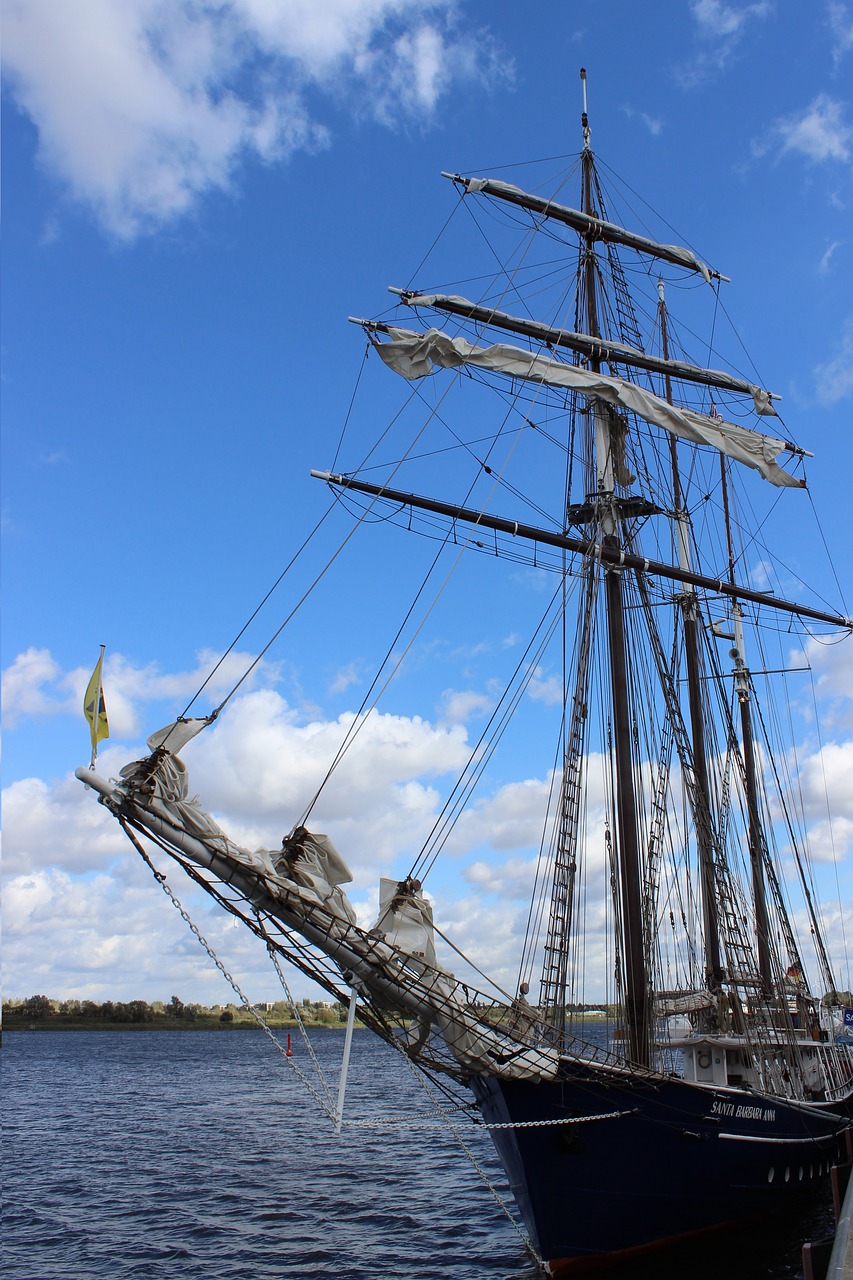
[580, 68, 590, 149]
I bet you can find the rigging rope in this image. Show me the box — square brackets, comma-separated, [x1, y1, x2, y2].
[397, 1049, 545, 1271]
[178, 505, 336, 723]
[253, 909, 337, 1108]
[121, 817, 339, 1122]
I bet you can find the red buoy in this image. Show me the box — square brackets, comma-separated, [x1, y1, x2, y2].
[286, 1032, 292, 1056]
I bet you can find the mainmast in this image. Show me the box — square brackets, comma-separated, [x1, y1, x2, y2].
[658, 281, 724, 995]
[580, 70, 650, 1068]
[720, 463, 773, 995]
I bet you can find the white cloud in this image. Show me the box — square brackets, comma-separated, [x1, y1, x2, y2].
[2, 678, 474, 998]
[1, 644, 281, 733]
[464, 854, 539, 898]
[448, 776, 554, 856]
[4, 640, 851, 1007]
[439, 687, 493, 724]
[814, 318, 853, 406]
[328, 662, 362, 695]
[692, 0, 773, 39]
[620, 104, 664, 136]
[805, 815, 853, 863]
[761, 94, 853, 165]
[1, 0, 507, 239]
[806, 632, 853, 717]
[3, 858, 297, 1004]
[189, 688, 469, 846]
[828, 0, 853, 66]
[818, 239, 843, 273]
[680, 0, 772, 85]
[526, 667, 563, 706]
[640, 112, 663, 137]
[799, 740, 853, 820]
[1, 648, 63, 724]
[2, 774, 127, 876]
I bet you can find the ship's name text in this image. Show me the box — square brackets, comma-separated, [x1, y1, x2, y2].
[709, 1100, 776, 1122]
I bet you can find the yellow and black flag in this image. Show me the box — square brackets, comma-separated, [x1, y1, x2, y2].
[83, 646, 109, 764]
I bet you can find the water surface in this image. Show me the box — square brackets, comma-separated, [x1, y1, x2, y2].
[3, 1028, 834, 1279]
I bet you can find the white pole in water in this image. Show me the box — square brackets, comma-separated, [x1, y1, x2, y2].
[335, 987, 358, 1135]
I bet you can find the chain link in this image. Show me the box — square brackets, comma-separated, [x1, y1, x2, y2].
[254, 912, 337, 1108]
[341, 1108, 631, 1130]
[155, 870, 339, 1123]
[397, 1051, 546, 1271]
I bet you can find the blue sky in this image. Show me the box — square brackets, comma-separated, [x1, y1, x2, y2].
[3, 0, 853, 1006]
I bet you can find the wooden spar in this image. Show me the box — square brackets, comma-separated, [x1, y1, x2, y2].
[721, 461, 773, 995]
[440, 172, 730, 283]
[309, 471, 853, 632]
[659, 283, 724, 993]
[387, 289, 780, 411]
[581, 140, 650, 1070]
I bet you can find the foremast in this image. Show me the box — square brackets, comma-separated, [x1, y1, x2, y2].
[578, 78, 650, 1068]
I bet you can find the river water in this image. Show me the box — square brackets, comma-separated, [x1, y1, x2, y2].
[3, 1028, 835, 1279]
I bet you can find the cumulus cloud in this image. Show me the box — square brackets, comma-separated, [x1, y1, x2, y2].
[526, 669, 563, 706]
[804, 632, 853, 722]
[464, 854, 539, 898]
[3, 857, 298, 1004]
[799, 741, 853, 821]
[2, 774, 128, 876]
[4, 640, 851, 1005]
[1, 648, 64, 725]
[1, 644, 281, 733]
[1, 0, 508, 239]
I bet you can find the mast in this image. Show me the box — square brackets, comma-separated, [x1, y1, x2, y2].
[658, 282, 724, 993]
[720, 462, 773, 995]
[581, 71, 650, 1067]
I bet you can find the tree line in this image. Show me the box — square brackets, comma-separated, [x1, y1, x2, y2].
[3, 994, 350, 1024]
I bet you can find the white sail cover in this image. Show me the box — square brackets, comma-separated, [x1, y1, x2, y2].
[401, 292, 777, 416]
[146, 718, 209, 754]
[465, 177, 715, 282]
[375, 327, 804, 489]
[375, 878, 438, 965]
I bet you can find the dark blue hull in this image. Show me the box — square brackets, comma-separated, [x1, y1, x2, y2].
[472, 1058, 852, 1273]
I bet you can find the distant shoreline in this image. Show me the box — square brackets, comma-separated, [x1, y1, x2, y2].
[5, 1010, 610, 1033]
[2, 1014, 356, 1033]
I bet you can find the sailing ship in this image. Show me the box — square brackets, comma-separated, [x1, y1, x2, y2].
[78, 75, 853, 1274]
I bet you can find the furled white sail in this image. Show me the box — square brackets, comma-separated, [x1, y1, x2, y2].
[462, 176, 715, 282]
[374, 326, 804, 488]
[397, 292, 778, 416]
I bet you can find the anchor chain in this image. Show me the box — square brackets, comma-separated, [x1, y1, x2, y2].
[253, 910, 337, 1108]
[121, 818, 338, 1123]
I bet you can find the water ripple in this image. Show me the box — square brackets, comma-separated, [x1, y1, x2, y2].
[3, 1029, 833, 1278]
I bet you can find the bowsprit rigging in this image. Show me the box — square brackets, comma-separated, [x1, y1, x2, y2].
[77, 69, 853, 1275]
